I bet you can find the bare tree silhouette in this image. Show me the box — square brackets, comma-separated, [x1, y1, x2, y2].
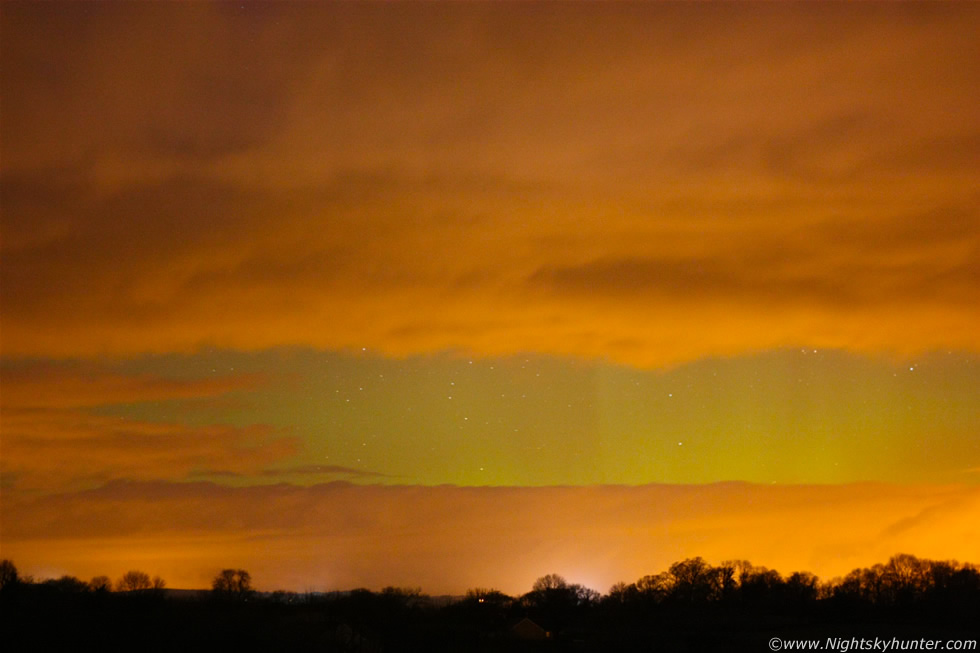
[89, 576, 112, 592]
[212, 568, 253, 600]
[117, 570, 152, 592]
[0, 560, 18, 591]
[532, 573, 567, 592]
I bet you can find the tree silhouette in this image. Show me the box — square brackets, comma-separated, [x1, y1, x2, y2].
[785, 571, 819, 604]
[0, 559, 19, 591]
[117, 570, 152, 592]
[44, 575, 89, 593]
[532, 573, 567, 592]
[604, 581, 638, 605]
[456, 587, 513, 631]
[635, 572, 671, 602]
[464, 587, 510, 606]
[667, 556, 719, 603]
[89, 576, 112, 592]
[212, 568, 253, 600]
[523, 573, 599, 638]
[739, 566, 783, 608]
[882, 553, 927, 604]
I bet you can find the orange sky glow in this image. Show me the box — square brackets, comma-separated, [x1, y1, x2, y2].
[1, 2, 978, 594]
[5, 482, 978, 596]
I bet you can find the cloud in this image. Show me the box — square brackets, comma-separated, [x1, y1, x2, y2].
[0, 362, 262, 410]
[257, 464, 390, 479]
[1, 3, 977, 366]
[528, 228, 978, 309]
[0, 362, 295, 490]
[2, 481, 977, 595]
[1, 411, 299, 491]
[187, 464, 390, 481]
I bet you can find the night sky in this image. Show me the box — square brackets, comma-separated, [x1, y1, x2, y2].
[2, 2, 978, 594]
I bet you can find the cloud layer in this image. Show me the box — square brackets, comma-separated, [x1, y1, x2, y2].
[0, 362, 297, 490]
[2, 3, 978, 365]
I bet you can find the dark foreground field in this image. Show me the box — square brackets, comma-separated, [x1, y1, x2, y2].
[3, 579, 978, 652]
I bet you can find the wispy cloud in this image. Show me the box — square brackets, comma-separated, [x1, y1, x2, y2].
[0, 362, 263, 409]
[0, 363, 294, 490]
[187, 464, 391, 481]
[1, 411, 298, 491]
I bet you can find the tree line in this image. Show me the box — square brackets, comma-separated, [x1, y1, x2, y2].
[0, 559, 253, 598]
[0, 560, 166, 595]
[3, 553, 976, 608]
[2, 554, 978, 652]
